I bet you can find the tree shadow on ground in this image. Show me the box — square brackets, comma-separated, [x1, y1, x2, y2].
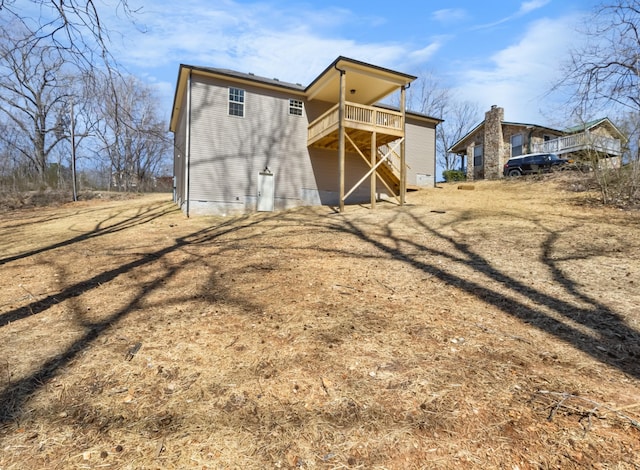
[0, 201, 176, 267]
[0, 209, 275, 424]
[1, 201, 638, 429]
[322, 208, 640, 380]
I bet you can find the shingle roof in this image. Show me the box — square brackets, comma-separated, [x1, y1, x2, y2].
[189, 65, 306, 91]
[564, 118, 608, 134]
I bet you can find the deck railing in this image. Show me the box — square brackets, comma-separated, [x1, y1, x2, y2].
[532, 132, 621, 155]
[308, 102, 403, 142]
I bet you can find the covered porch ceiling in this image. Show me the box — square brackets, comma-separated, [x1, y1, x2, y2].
[305, 56, 417, 105]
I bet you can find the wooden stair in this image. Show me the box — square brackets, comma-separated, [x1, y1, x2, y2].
[375, 149, 401, 194]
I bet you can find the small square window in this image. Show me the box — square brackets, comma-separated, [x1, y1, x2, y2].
[289, 99, 303, 116]
[229, 87, 244, 117]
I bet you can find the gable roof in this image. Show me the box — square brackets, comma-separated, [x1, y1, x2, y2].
[170, 64, 306, 132]
[564, 117, 627, 140]
[502, 121, 562, 134]
[305, 56, 417, 105]
[181, 65, 306, 92]
[170, 57, 420, 132]
[448, 119, 562, 154]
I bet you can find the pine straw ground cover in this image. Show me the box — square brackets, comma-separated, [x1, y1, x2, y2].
[0, 177, 639, 469]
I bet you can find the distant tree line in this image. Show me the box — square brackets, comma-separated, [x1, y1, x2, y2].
[0, 1, 171, 195]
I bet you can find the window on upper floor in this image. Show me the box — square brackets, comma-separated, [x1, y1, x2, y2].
[289, 99, 303, 116]
[228, 87, 245, 117]
[511, 133, 523, 157]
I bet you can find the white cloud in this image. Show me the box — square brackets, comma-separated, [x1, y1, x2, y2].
[98, 0, 590, 128]
[109, 0, 426, 86]
[408, 41, 443, 64]
[454, 15, 583, 124]
[105, 0, 440, 115]
[473, 0, 551, 30]
[432, 8, 468, 23]
[519, 0, 551, 15]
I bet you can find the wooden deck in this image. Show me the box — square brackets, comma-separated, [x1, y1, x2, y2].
[307, 102, 404, 151]
[531, 132, 622, 156]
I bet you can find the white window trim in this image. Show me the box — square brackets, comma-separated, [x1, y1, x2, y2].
[289, 98, 303, 116]
[228, 87, 245, 118]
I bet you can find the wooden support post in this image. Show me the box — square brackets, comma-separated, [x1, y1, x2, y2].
[338, 69, 346, 213]
[400, 85, 407, 205]
[370, 131, 376, 209]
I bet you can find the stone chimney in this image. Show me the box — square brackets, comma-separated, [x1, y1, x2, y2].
[483, 105, 504, 179]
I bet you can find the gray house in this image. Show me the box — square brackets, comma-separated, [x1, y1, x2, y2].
[169, 56, 441, 216]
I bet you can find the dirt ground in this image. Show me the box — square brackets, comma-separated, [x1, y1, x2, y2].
[1, 177, 639, 469]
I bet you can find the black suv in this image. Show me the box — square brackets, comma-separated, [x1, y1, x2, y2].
[503, 153, 568, 177]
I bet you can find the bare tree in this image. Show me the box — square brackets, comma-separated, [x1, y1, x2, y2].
[0, 0, 136, 71]
[437, 100, 480, 172]
[406, 71, 450, 119]
[0, 2, 171, 195]
[0, 22, 71, 184]
[0, 122, 25, 190]
[555, 0, 640, 206]
[90, 74, 171, 191]
[405, 72, 480, 173]
[560, 0, 640, 116]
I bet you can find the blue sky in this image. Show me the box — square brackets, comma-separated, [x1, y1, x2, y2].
[105, 0, 601, 127]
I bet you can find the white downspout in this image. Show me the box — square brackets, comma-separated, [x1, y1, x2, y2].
[185, 69, 192, 218]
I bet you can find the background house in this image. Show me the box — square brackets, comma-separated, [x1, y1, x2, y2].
[169, 57, 442, 216]
[449, 105, 625, 180]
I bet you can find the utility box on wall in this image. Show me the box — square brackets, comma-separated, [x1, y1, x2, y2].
[416, 173, 431, 187]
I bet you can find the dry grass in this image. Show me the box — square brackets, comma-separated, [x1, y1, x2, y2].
[1, 176, 639, 469]
[0, 189, 142, 212]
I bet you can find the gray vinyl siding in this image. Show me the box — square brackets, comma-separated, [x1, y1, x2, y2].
[405, 117, 437, 187]
[187, 75, 315, 210]
[307, 147, 380, 205]
[171, 69, 440, 214]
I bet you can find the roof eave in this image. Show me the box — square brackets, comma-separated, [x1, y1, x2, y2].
[448, 120, 566, 154]
[169, 65, 191, 133]
[375, 102, 442, 124]
[305, 56, 416, 92]
[448, 121, 484, 153]
[305, 56, 417, 104]
[170, 57, 420, 133]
